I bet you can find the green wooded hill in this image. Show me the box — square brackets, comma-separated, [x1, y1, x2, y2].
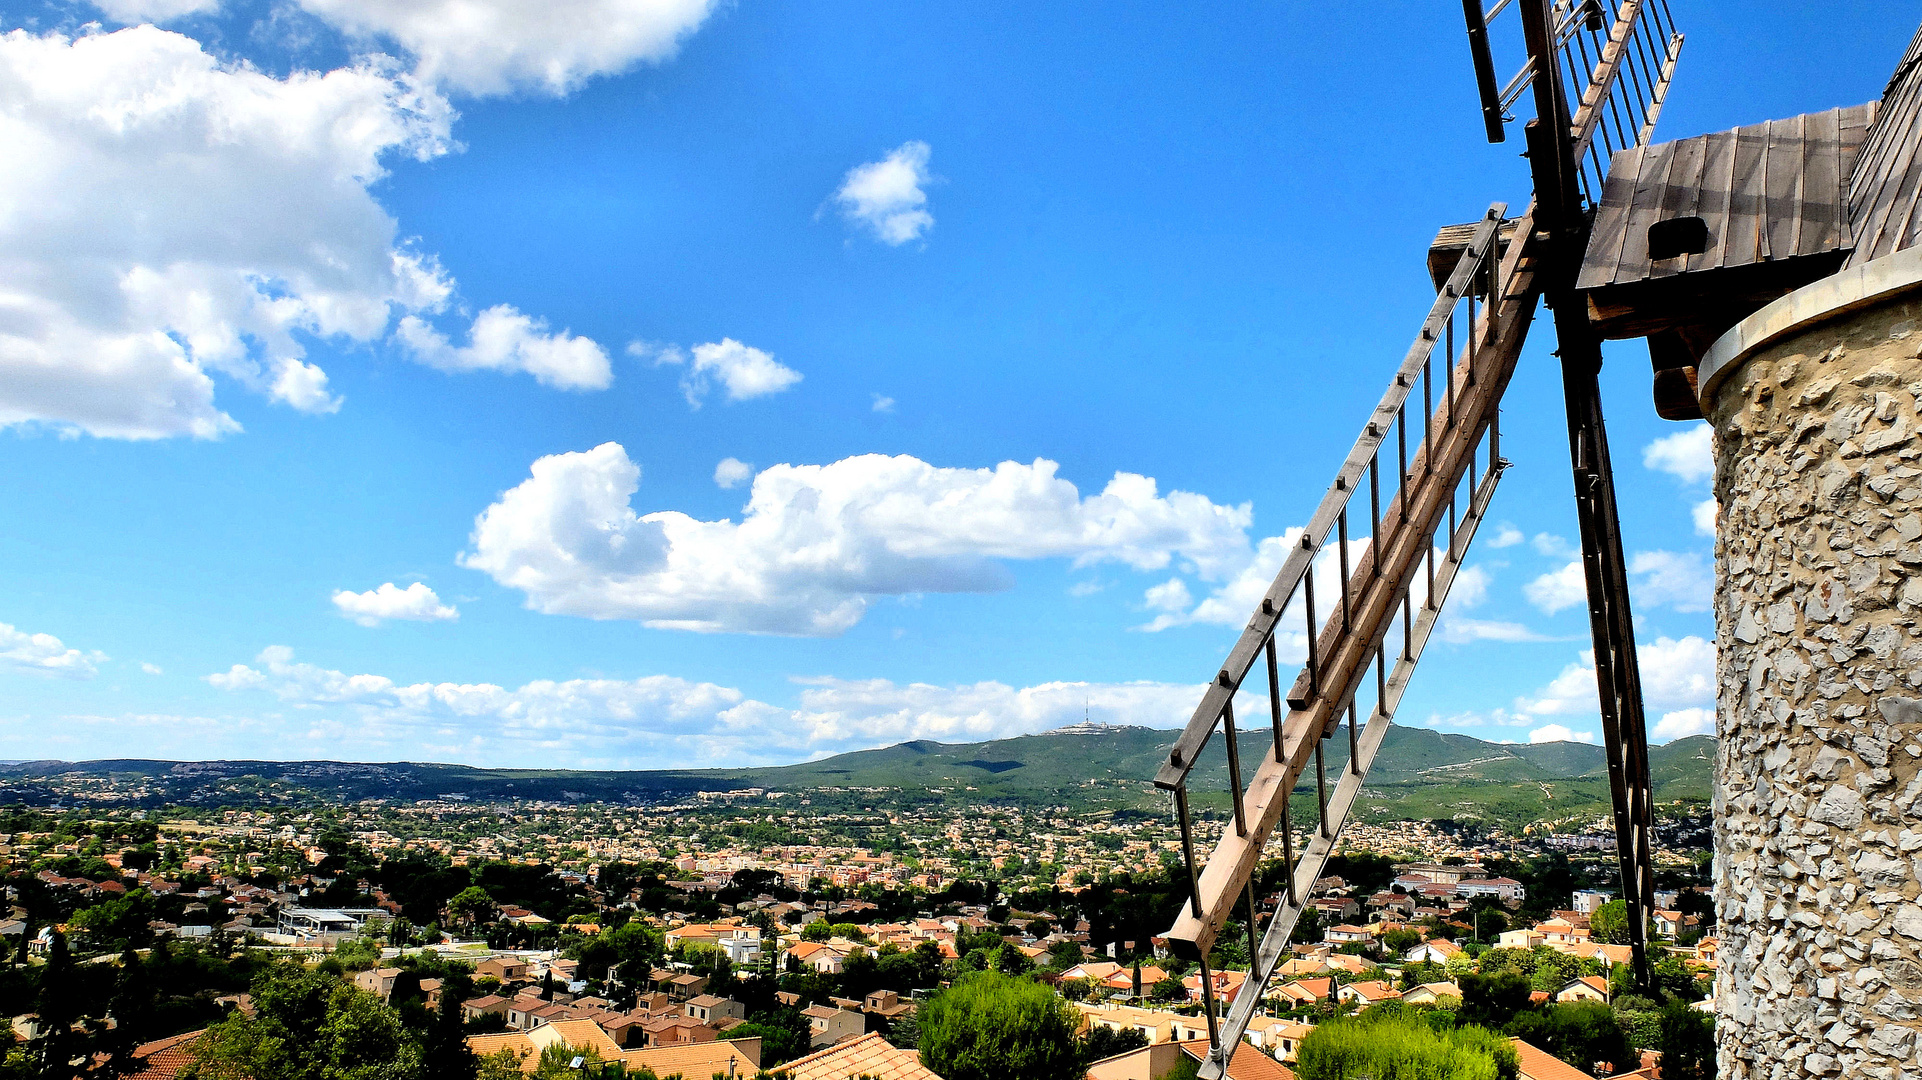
[0, 727, 1713, 829]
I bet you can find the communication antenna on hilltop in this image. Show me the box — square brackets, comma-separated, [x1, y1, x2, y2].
[1155, 3, 1690, 1074]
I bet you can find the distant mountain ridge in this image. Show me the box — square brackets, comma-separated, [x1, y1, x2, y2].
[0, 727, 1714, 828]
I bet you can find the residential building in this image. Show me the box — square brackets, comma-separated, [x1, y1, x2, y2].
[1403, 940, 1463, 965]
[682, 995, 744, 1026]
[1402, 982, 1463, 1005]
[1453, 877, 1526, 903]
[1322, 924, 1373, 946]
[1075, 1001, 1180, 1046]
[1555, 976, 1609, 1004]
[476, 957, 529, 983]
[1085, 1038, 1294, 1080]
[1572, 890, 1613, 916]
[352, 968, 403, 1001]
[800, 1003, 864, 1049]
[785, 942, 847, 975]
[1247, 1019, 1316, 1063]
[1498, 929, 1544, 950]
[462, 995, 510, 1023]
[1336, 981, 1402, 1007]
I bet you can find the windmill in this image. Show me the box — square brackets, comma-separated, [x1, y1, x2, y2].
[1154, 2, 1683, 1074]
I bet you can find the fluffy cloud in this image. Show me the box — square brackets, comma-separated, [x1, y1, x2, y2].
[290, 0, 720, 97]
[1514, 635, 1715, 728]
[713, 457, 753, 489]
[1652, 706, 1714, 741]
[650, 339, 802, 407]
[0, 621, 106, 678]
[1643, 425, 1714, 484]
[461, 443, 1253, 635]
[789, 677, 1199, 748]
[1135, 527, 1308, 635]
[331, 582, 459, 627]
[834, 141, 935, 246]
[397, 305, 612, 390]
[1692, 498, 1718, 537]
[203, 645, 1198, 766]
[1636, 634, 1717, 712]
[1644, 426, 1719, 536]
[0, 26, 458, 438]
[1529, 723, 1596, 744]
[1524, 560, 1587, 614]
[1487, 522, 1524, 548]
[0, 26, 619, 442]
[1630, 550, 1713, 613]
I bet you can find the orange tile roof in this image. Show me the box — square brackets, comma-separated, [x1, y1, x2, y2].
[776, 1032, 941, 1080]
[621, 1040, 759, 1076]
[1172, 1039, 1295, 1080]
[1511, 1037, 1598, 1080]
[125, 1030, 204, 1080]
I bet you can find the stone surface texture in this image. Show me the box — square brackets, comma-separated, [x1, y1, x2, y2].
[1707, 292, 1922, 1080]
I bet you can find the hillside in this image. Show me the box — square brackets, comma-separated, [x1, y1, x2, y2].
[0, 726, 1713, 829]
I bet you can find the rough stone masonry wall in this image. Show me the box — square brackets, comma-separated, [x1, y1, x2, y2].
[1707, 293, 1922, 1080]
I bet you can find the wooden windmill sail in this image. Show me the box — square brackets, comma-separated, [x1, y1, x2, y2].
[1153, 3, 1684, 1075]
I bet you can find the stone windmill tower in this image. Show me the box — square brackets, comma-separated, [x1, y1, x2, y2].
[1148, 5, 1922, 1077]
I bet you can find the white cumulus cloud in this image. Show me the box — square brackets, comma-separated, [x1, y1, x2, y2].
[283, 0, 720, 98]
[656, 338, 802, 406]
[0, 26, 459, 439]
[0, 621, 106, 678]
[1643, 424, 1714, 484]
[1529, 723, 1596, 744]
[833, 141, 935, 246]
[0, 25, 624, 442]
[1652, 706, 1715, 741]
[202, 645, 1200, 766]
[1487, 522, 1524, 548]
[713, 457, 753, 489]
[460, 443, 1254, 636]
[331, 582, 459, 627]
[1692, 498, 1718, 537]
[1524, 560, 1588, 614]
[1514, 635, 1715, 728]
[397, 305, 612, 390]
[1630, 550, 1713, 613]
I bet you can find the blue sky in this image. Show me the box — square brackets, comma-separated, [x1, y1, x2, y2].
[0, 1, 1912, 768]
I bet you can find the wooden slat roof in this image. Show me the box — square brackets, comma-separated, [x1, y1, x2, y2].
[1576, 103, 1876, 291]
[1846, 21, 1922, 265]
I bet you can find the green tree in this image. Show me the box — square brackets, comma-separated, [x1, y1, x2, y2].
[445, 888, 497, 929]
[187, 962, 424, 1080]
[1295, 1009, 1516, 1080]
[1077, 1025, 1147, 1068]
[1656, 1001, 1714, 1080]
[1382, 928, 1423, 956]
[992, 943, 1033, 977]
[71, 891, 158, 953]
[1504, 1001, 1636, 1076]
[28, 930, 91, 1080]
[1653, 953, 1705, 1002]
[421, 977, 478, 1080]
[1589, 900, 1631, 945]
[1457, 971, 1532, 1032]
[918, 971, 1080, 1080]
